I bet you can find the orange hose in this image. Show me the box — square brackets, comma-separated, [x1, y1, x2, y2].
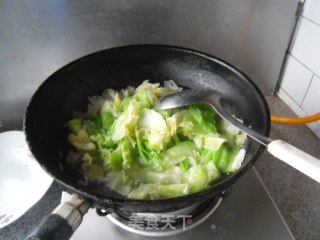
[271, 113, 320, 124]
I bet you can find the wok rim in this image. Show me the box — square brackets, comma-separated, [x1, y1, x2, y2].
[24, 44, 271, 207]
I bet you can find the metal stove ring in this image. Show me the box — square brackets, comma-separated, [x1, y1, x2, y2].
[106, 197, 222, 237]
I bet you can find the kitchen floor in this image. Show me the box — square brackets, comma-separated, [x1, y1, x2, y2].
[255, 96, 320, 240]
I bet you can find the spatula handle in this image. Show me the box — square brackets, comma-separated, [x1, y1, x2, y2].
[267, 140, 320, 183]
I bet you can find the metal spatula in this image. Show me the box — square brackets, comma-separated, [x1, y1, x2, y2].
[155, 89, 320, 183]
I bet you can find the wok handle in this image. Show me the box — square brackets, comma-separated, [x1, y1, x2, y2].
[24, 194, 91, 240]
[267, 140, 320, 183]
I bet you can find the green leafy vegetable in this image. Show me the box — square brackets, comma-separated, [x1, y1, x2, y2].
[182, 165, 208, 193]
[67, 80, 247, 200]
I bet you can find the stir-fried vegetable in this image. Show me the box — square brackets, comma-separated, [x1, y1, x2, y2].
[67, 80, 247, 199]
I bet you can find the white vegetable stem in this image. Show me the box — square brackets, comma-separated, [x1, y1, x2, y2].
[267, 140, 320, 183]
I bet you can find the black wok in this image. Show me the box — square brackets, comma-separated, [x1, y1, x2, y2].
[24, 45, 270, 239]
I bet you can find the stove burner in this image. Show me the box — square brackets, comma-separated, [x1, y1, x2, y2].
[106, 197, 222, 237]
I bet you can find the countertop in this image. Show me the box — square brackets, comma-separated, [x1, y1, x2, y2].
[255, 96, 320, 240]
[1, 96, 319, 240]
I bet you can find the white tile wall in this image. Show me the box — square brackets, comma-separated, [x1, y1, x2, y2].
[291, 17, 320, 78]
[301, 74, 320, 115]
[303, 0, 320, 26]
[278, 88, 320, 139]
[277, 0, 320, 138]
[280, 55, 313, 105]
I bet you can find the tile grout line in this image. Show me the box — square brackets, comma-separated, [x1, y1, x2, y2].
[288, 16, 320, 80]
[300, 74, 314, 107]
[277, 89, 320, 138]
[277, 88, 308, 118]
[289, 54, 320, 79]
[302, 15, 320, 28]
[279, 87, 304, 109]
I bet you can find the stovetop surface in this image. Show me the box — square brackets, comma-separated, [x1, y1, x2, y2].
[71, 168, 294, 240]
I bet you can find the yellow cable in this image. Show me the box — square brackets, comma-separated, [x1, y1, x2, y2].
[271, 113, 320, 124]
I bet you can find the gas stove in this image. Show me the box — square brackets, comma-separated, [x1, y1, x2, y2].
[68, 168, 294, 240]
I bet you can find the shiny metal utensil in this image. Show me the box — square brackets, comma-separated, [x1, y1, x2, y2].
[155, 89, 320, 183]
